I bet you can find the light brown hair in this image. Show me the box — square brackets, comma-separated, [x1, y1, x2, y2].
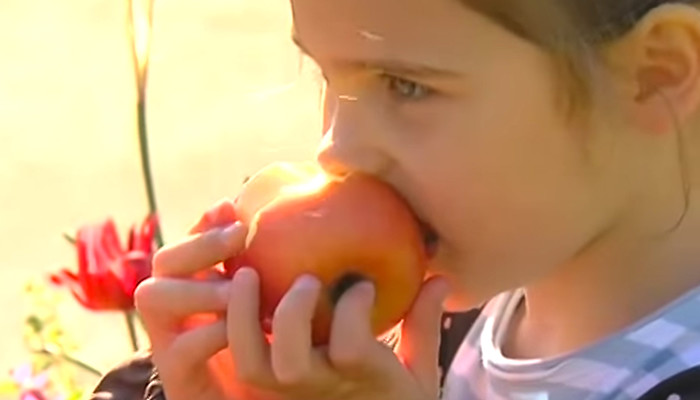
[460, 0, 698, 116]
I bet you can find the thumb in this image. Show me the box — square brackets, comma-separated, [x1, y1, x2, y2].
[395, 275, 449, 395]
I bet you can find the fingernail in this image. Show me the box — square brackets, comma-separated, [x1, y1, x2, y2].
[355, 281, 376, 305]
[222, 221, 242, 234]
[295, 274, 322, 290]
[233, 266, 258, 284]
[219, 221, 243, 241]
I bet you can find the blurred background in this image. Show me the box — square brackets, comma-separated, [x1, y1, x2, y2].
[0, 0, 322, 392]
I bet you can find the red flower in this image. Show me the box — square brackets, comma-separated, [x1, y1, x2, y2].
[51, 215, 158, 311]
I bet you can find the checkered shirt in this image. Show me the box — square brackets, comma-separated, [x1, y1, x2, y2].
[441, 286, 700, 400]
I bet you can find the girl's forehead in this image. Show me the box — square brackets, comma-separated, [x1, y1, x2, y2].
[290, 0, 507, 65]
[290, 0, 474, 41]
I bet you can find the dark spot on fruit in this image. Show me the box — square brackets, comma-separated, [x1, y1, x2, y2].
[419, 221, 440, 258]
[329, 272, 369, 306]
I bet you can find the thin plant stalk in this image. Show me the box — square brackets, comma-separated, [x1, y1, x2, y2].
[136, 95, 162, 248]
[128, 0, 163, 248]
[61, 232, 76, 245]
[34, 348, 102, 378]
[124, 310, 139, 352]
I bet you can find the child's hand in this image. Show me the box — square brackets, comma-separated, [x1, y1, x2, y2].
[225, 266, 448, 400]
[135, 199, 262, 400]
[136, 198, 448, 400]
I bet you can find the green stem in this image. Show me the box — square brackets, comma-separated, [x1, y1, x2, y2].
[62, 232, 76, 245]
[34, 348, 102, 377]
[135, 309, 146, 331]
[125, 310, 139, 352]
[137, 96, 164, 248]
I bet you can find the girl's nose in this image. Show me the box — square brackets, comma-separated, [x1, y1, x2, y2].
[316, 95, 390, 178]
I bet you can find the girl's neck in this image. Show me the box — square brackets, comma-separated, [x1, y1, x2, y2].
[502, 207, 700, 360]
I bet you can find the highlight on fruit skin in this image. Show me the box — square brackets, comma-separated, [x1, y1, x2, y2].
[225, 161, 428, 345]
[234, 162, 337, 224]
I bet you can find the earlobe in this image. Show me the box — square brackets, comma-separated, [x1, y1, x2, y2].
[628, 4, 700, 135]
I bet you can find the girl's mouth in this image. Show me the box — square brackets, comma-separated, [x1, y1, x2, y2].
[419, 220, 440, 259]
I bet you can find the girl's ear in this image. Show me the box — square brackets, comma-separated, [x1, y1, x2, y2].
[606, 4, 700, 136]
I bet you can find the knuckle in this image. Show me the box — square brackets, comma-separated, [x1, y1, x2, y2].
[236, 364, 270, 387]
[167, 336, 192, 361]
[330, 351, 356, 370]
[329, 342, 365, 370]
[154, 352, 187, 383]
[152, 352, 173, 376]
[274, 361, 311, 386]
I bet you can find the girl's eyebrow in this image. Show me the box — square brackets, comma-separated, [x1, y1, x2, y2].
[290, 32, 461, 79]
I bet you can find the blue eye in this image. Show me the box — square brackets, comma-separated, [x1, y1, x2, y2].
[384, 75, 432, 101]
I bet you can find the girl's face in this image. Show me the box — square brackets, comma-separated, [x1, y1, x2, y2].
[291, 0, 627, 309]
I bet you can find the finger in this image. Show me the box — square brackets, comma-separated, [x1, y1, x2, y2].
[188, 198, 237, 234]
[153, 320, 227, 381]
[135, 278, 230, 348]
[328, 281, 384, 376]
[187, 199, 239, 280]
[152, 222, 247, 277]
[270, 275, 321, 384]
[226, 267, 275, 385]
[395, 276, 449, 395]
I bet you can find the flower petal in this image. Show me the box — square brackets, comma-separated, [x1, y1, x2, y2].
[31, 371, 48, 388]
[120, 252, 152, 294]
[127, 226, 136, 253]
[77, 220, 126, 304]
[130, 214, 158, 252]
[11, 363, 32, 384]
[21, 390, 47, 400]
[59, 218, 153, 311]
[76, 230, 100, 303]
[99, 219, 125, 261]
[48, 269, 78, 286]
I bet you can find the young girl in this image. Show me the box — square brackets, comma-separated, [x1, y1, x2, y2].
[92, 0, 700, 399]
